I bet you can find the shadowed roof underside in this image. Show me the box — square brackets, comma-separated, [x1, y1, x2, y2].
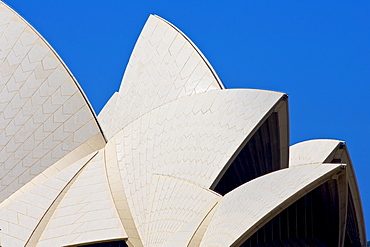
[0, 2, 366, 246]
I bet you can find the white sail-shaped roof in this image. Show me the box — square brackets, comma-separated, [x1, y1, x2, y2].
[0, 2, 366, 246]
[37, 150, 126, 247]
[113, 89, 285, 243]
[200, 163, 345, 247]
[98, 15, 225, 140]
[0, 151, 96, 246]
[0, 2, 106, 203]
[290, 139, 366, 245]
[290, 139, 342, 166]
[143, 175, 220, 246]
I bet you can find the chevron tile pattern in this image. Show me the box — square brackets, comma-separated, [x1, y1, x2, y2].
[0, 152, 95, 246]
[37, 150, 127, 247]
[0, 2, 366, 247]
[99, 15, 224, 140]
[113, 89, 284, 243]
[0, 3, 105, 203]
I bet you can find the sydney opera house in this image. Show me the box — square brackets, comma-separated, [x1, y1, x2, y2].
[0, 1, 366, 246]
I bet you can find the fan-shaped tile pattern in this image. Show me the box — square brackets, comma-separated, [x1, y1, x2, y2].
[163, 204, 217, 247]
[114, 89, 284, 241]
[0, 2, 105, 202]
[143, 174, 220, 246]
[290, 139, 341, 166]
[187, 204, 218, 247]
[200, 163, 344, 247]
[99, 15, 224, 140]
[37, 150, 127, 247]
[0, 151, 95, 247]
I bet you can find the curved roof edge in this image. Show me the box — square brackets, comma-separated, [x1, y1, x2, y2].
[153, 14, 225, 89]
[105, 14, 226, 141]
[113, 88, 285, 245]
[209, 92, 288, 190]
[1, 1, 106, 142]
[341, 143, 367, 245]
[0, 1, 108, 201]
[0, 151, 97, 246]
[34, 150, 127, 247]
[25, 152, 97, 246]
[143, 174, 221, 246]
[289, 139, 366, 245]
[114, 88, 285, 189]
[104, 138, 144, 247]
[122, 88, 286, 133]
[200, 163, 344, 247]
[292, 138, 344, 145]
[290, 139, 342, 167]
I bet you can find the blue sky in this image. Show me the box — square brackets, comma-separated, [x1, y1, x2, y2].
[5, 0, 370, 238]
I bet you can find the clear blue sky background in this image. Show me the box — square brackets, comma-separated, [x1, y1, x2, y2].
[5, 0, 369, 238]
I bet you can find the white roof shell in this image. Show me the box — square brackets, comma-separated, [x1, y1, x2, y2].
[0, 1, 366, 246]
[290, 139, 343, 166]
[290, 139, 366, 245]
[200, 163, 344, 247]
[98, 15, 225, 141]
[0, 2, 105, 203]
